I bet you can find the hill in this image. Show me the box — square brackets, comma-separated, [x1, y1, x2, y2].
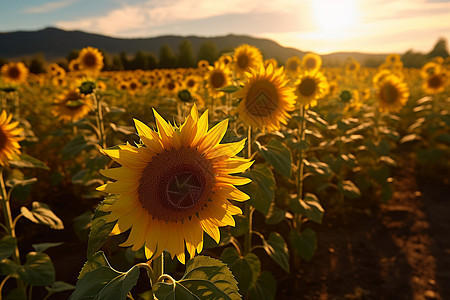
[0, 27, 387, 65]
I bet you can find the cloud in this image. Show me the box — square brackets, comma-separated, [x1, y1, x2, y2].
[55, 0, 311, 37]
[23, 0, 78, 14]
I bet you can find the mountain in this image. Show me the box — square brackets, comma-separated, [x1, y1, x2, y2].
[0, 27, 387, 65]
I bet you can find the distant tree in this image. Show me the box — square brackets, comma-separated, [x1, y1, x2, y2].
[178, 39, 195, 68]
[99, 49, 111, 71]
[427, 38, 449, 59]
[131, 51, 149, 70]
[120, 52, 131, 70]
[159, 44, 177, 68]
[111, 55, 124, 71]
[197, 41, 219, 64]
[147, 53, 158, 69]
[0, 58, 7, 69]
[401, 50, 427, 68]
[66, 49, 80, 62]
[364, 58, 384, 68]
[28, 53, 46, 74]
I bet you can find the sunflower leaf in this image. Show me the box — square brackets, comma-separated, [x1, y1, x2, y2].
[220, 247, 260, 295]
[255, 139, 291, 178]
[9, 154, 50, 170]
[261, 232, 289, 273]
[289, 228, 317, 262]
[248, 271, 277, 300]
[17, 252, 55, 286]
[153, 255, 240, 300]
[20, 202, 64, 230]
[0, 235, 17, 261]
[240, 164, 275, 215]
[87, 216, 116, 258]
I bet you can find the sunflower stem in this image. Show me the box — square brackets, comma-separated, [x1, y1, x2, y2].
[0, 167, 25, 293]
[92, 92, 106, 149]
[244, 125, 253, 254]
[152, 252, 164, 282]
[14, 92, 20, 120]
[297, 105, 307, 207]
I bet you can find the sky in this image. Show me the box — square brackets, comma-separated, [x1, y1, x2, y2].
[0, 0, 449, 54]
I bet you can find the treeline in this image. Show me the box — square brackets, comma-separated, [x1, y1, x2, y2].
[0, 38, 448, 74]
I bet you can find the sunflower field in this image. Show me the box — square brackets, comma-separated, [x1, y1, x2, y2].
[0, 44, 449, 299]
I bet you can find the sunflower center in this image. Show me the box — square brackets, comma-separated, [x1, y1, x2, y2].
[8, 67, 20, 79]
[381, 83, 398, 104]
[83, 53, 98, 67]
[211, 71, 225, 88]
[187, 79, 196, 88]
[305, 58, 316, 69]
[246, 81, 278, 117]
[139, 147, 215, 222]
[298, 77, 317, 97]
[428, 75, 442, 88]
[288, 61, 298, 71]
[167, 82, 176, 91]
[237, 54, 249, 70]
[0, 128, 7, 151]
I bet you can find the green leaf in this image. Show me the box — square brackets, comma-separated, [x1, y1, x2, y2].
[79, 251, 111, 280]
[17, 252, 55, 286]
[70, 266, 121, 300]
[299, 193, 324, 224]
[95, 266, 140, 300]
[262, 232, 289, 273]
[73, 211, 94, 241]
[0, 236, 16, 260]
[289, 228, 317, 262]
[265, 203, 287, 225]
[62, 135, 96, 160]
[153, 255, 240, 300]
[87, 215, 116, 258]
[5, 178, 37, 188]
[32, 242, 63, 252]
[46, 281, 76, 293]
[240, 164, 275, 215]
[217, 85, 241, 93]
[109, 123, 135, 135]
[5, 288, 27, 300]
[0, 258, 19, 277]
[255, 139, 291, 177]
[21, 202, 64, 230]
[338, 180, 361, 199]
[436, 133, 450, 145]
[9, 154, 50, 170]
[368, 166, 390, 185]
[399, 133, 421, 144]
[220, 247, 260, 295]
[248, 271, 277, 300]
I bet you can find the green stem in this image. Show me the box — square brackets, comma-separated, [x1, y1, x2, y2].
[93, 93, 106, 149]
[136, 262, 157, 286]
[0, 167, 24, 292]
[152, 252, 164, 281]
[297, 105, 307, 203]
[0, 275, 11, 299]
[14, 92, 20, 120]
[244, 126, 253, 254]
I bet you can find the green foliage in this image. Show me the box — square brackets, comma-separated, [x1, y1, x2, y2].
[240, 164, 275, 215]
[21, 202, 64, 230]
[255, 139, 292, 178]
[289, 228, 317, 262]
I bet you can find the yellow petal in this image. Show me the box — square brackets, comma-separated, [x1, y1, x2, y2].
[198, 119, 228, 152]
[200, 219, 220, 244]
[100, 167, 143, 181]
[206, 138, 246, 160]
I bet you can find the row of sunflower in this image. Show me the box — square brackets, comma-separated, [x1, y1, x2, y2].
[0, 44, 448, 299]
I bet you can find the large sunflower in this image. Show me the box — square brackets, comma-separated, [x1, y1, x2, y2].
[294, 70, 329, 107]
[78, 47, 104, 72]
[0, 111, 23, 165]
[233, 44, 263, 77]
[1, 62, 29, 84]
[205, 62, 232, 98]
[234, 64, 295, 131]
[52, 90, 93, 122]
[376, 75, 409, 112]
[98, 105, 252, 263]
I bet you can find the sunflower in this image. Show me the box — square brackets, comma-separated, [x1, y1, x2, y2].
[376, 75, 409, 112]
[205, 62, 232, 98]
[52, 90, 93, 122]
[233, 44, 263, 77]
[302, 53, 322, 72]
[1, 62, 29, 84]
[234, 64, 295, 131]
[98, 105, 252, 263]
[294, 70, 329, 107]
[218, 55, 233, 67]
[285, 56, 301, 78]
[0, 111, 23, 165]
[345, 59, 360, 74]
[197, 60, 210, 73]
[264, 58, 278, 69]
[78, 47, 104, 72]
[421, 62, 441, 79]
[69, 59, 83, 72]
[422, 71, 448, 94]
[183, 75, 201, 92]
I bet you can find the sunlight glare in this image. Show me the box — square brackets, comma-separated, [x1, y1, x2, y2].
[312, 0, 358, 34]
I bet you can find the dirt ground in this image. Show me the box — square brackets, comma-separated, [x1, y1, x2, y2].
[278, 159, 450, 300]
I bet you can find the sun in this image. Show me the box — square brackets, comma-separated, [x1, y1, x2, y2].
[312, 0, 358, 34]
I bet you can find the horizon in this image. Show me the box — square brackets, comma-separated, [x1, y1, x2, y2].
[1, 0, 449, 55]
